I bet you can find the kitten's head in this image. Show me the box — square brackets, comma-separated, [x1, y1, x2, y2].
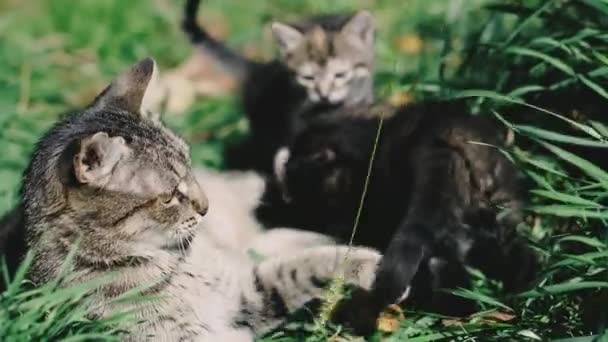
[271, 11, 375, 104]
[24, 58, 208, 265]
[273, 116, 376, 212]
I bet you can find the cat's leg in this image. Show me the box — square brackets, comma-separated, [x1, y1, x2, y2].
[368, 223, 429, 309]
[238, 245, 380, 334]
[364, 146, 464, 317]
[247, 227, 336, 259]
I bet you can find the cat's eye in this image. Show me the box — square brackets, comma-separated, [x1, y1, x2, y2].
[161, 187, 184, 205]
[300, 74, 315, 81]
[334, 71, 348, 79]
[160, 193, 175, 205]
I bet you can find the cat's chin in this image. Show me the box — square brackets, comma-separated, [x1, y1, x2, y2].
[162, 217, 203, 251]
[163, 232, 196, 252]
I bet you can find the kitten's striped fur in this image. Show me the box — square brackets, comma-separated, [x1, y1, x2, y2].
[183, 0, 375, 106]
[23, 58, 380, 341]
[183, 0, 376, 173]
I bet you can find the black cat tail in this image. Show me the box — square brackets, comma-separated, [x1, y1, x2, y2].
[182, 0, 253, 79]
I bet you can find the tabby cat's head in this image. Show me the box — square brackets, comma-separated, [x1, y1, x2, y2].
[271, 11, 375, 105]
[23, 58, 208, 268]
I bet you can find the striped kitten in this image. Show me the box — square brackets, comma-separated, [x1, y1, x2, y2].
[23, 58, 380, 341]
[183, 0, 375, 173]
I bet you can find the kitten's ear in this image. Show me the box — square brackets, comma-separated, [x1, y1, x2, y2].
[271, 22, 304, 54]
[341, 10, 375, 47]
[94, 57, 161, 118]
[73, 132, 130, 185]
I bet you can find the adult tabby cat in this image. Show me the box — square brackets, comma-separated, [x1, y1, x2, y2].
[23, 58, 381, 341]
[183, 0, 375, 173]
[258, 102, 538, 328]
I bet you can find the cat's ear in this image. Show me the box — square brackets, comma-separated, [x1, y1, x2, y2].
[271, 22, 304, 54]
[73, 132, 130, 185]
[341, 10, 375, 48]
[93, 57, 162, 118]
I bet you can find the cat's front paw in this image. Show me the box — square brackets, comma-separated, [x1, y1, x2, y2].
[338, 247, 381, 290]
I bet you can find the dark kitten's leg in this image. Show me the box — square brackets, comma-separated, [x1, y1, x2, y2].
[331, 223, 429, 335]
[422, 257, 476, 316]
[465, 208, 538, 292]
[0, 205, 26, 292]
[370, 224, 429, 309]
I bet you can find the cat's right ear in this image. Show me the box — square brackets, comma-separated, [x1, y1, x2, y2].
[93, 57, 162, 119]
[271, 22, 304, 55]
[73, 132, 130, 186]
[342, 10, 375, 48]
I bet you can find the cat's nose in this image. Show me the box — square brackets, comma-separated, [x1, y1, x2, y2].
[188, 180, 208, 217]
[192, 196, 208, 217]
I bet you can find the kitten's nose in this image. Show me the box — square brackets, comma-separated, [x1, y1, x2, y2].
[315, 86, 330, 101]
[316, 92, 330, 103]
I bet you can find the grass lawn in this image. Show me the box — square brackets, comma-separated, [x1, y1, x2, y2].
[1, 0, 607, 340]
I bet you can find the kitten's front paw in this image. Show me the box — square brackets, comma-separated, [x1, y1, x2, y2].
[338, 247, 381, 290]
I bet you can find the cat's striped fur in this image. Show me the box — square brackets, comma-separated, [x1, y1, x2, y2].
[23, 58, 380, 341]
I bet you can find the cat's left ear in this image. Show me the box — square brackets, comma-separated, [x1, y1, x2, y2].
[271, 22, 304, 55]
[341, 10, 375, 48]
[73, 132, 130, 186]
[94, 57, 162, 120]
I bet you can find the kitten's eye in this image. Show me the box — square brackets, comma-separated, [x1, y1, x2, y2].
[334, 71, 348, 79]
[300, 74, 315, 81]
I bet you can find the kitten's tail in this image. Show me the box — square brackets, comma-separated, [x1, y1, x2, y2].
[182, 0, 253, 80]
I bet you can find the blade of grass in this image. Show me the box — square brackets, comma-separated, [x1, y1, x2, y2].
[539, 141, 608, 187]
[517, 281, 608, 298]
[516, 125, 608, 148]
[530, 189, 603, 207]
[530, 205, 608, 219]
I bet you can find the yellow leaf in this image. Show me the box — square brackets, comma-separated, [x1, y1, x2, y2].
[395, 34, 423, 54]
[376, 304, 405, 333]
[389, 91, 415, 106]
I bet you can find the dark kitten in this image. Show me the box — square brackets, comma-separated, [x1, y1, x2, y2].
[258, 101, 538, 327]
[183, 0, 375, 173]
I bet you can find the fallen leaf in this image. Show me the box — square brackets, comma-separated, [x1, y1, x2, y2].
[517, 329, 542, 340]
[483, 311, 516, 322]
[395, 33, 424, 54]
[389, 91, 415, 106]
[377, 304, 405, 333]
[441, 318, 465, 327]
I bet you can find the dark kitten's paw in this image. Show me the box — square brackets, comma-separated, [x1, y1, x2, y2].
[331, 288, 382, 336]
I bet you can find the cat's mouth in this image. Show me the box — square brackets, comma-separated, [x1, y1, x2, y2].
[163, 217, 201, 252]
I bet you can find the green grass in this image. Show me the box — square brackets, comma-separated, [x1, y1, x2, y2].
[1, 0, 607, 340]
